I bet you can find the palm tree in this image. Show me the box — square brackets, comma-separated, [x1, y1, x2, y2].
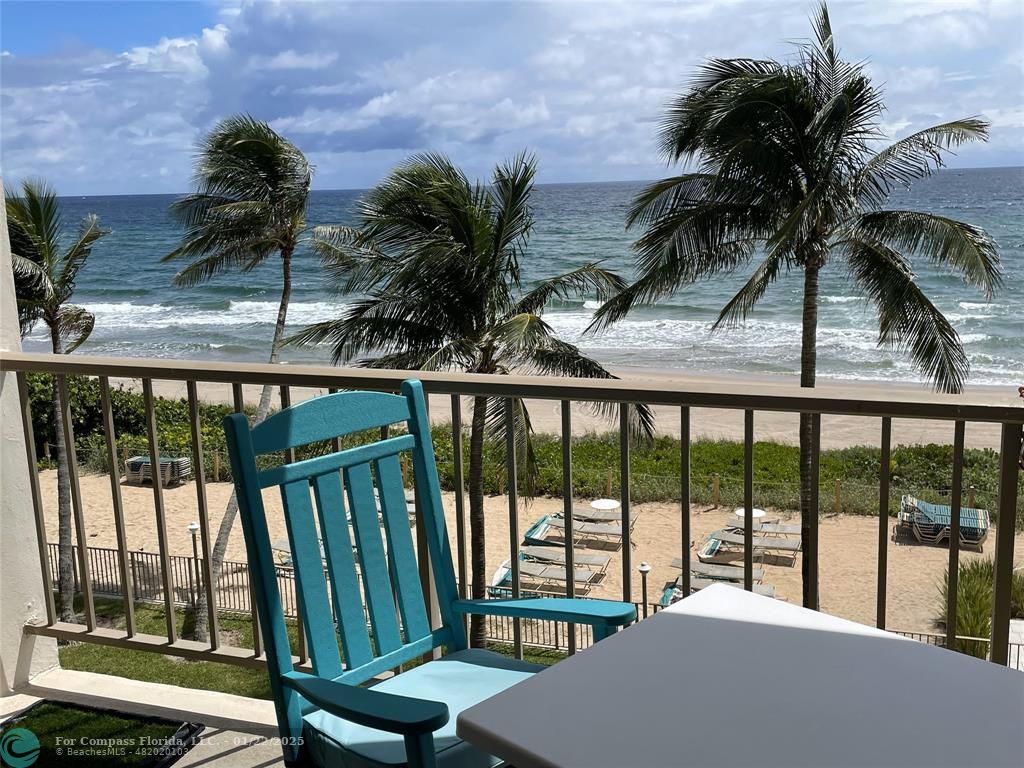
[164, 115, 312, 640]
[8, 179, 109, 622]
[592, 2, 1001, 607]
[292, 152, 654, 646]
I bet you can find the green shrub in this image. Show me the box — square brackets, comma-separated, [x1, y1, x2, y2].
[938, 557, 1024, 659]
[29, 375, 1023, 524]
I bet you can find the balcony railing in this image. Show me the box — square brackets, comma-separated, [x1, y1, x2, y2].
[1, 349, 1021, 671]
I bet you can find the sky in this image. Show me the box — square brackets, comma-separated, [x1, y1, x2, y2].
[1, 0, 1022, 196]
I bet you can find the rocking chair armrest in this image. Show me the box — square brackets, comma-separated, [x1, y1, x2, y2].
[453, 597, 636, 628]
[282, 671, 449, 735]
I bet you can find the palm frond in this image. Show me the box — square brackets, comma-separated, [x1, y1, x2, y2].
[55, 305, 95, 353]
[482, 395, 539, 497]
[844, 238, 968, 393]
[486, 313, 556, 360]
[856, 119, 989, 206]
[488, 150, 537, 279]
[712, 251, 787, 329]
[514, 265, 627, 315]
[525, 339, 656, 442]
[58, 213, 110, 293]
[850, 210, 1002, 297]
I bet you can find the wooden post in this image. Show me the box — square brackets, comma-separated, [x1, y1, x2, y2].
[712, 474, 720, 507]
[605, 467, 613, 497]
[834, 479, 842, 516]
[212, 451, 220, 482]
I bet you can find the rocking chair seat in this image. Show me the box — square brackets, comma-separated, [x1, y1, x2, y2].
[303, 649, 543, 768]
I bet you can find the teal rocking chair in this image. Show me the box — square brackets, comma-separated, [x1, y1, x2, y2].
[224, 380, 636, 768]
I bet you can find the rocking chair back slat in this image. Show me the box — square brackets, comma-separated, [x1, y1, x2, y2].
[311, 471, 373, 670]
[376, 454, 431, 643]
[345, 461, 404, 656]
[281, 478, 344, 678]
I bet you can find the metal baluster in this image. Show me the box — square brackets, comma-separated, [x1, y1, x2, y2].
[743, 410, 754, 592]
[16, 372, 56, 624]
[187, 381, 220, 649]
[619, 404, 632, 602]
[141, 378, 175, 641]
[680, 407, 691, 599]
[561, 400, 576, 654]
[98, 376, 136, 636]
[989, 422, 1021, 666]
[505, 398, 522, 659]
[451, 395, 468, 603]
[280, 385, 307, 665]
[232, 383, 261, 657]
[876, 417, 892, 629]
[945, 421, 966, 650]
[55, 375, 96, 630]
[807, 413, 821, 610]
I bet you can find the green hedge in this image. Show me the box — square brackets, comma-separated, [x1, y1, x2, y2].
[28, 373, 1023, 524]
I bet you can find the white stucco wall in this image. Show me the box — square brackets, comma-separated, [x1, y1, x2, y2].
[0, 183, 60, 694]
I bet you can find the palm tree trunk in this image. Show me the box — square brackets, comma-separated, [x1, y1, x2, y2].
[49, 328, 75, 622]
[468, 395, 488, 648]
[192, 247, 293, 642]
[799, 263, 820, 609]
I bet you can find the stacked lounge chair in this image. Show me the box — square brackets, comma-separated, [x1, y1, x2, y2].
[125, 455, 191, 487]
[897, 495, 989, 551]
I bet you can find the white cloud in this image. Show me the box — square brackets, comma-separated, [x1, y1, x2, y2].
[249, 50, 338, 71]
[1, 0, 1020, 195]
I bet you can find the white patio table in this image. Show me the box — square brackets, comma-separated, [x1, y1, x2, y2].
[733, 506, 767, 521]
[457, 584, 1023, 768]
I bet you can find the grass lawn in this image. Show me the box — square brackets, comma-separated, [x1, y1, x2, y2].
[61, 597, 567, 699]
[3, 701, 197, 767]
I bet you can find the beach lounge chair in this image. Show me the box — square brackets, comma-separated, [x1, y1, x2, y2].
[224, 380, 635, 768]
[520, 545, 611, 574]
[669, 558, 764, 582]
[546, 516, 625, 548]
[564, 506, 640, 526]
[489, 557, 606, 596]
[754, 522, 801, 537]
[523, 514, 625, 549]
[697, 529, 801, 564]
[897, 495, 990, 550]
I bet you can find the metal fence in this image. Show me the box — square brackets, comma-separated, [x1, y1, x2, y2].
[6, 350, 1021, 669]
[48, 542, 661, 652]
[51, 541, 1021, 666]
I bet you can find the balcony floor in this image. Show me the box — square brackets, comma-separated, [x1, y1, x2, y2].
[178, 729, 284, 767]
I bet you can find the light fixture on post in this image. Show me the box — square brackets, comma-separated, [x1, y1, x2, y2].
[187, 522, 201, 608]
[637, 562, 652, 618]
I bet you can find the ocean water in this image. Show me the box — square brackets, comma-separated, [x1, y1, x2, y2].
[21, 167, 1024, 386]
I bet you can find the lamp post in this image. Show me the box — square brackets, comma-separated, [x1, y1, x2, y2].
[638, 562, 652, 618]
[187, 522, 200, 608]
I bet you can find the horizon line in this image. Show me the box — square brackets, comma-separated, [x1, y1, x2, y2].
[39, 164, 1024, 199]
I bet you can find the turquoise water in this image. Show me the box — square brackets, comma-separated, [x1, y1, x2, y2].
[22, 166, 1023, 385]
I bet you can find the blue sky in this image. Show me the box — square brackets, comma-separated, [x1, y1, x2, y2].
[2, 0, 1022, 195]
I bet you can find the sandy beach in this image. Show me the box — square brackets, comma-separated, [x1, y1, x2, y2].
[138, 367, 1023, 450]
[39, 469, 1022, 636]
